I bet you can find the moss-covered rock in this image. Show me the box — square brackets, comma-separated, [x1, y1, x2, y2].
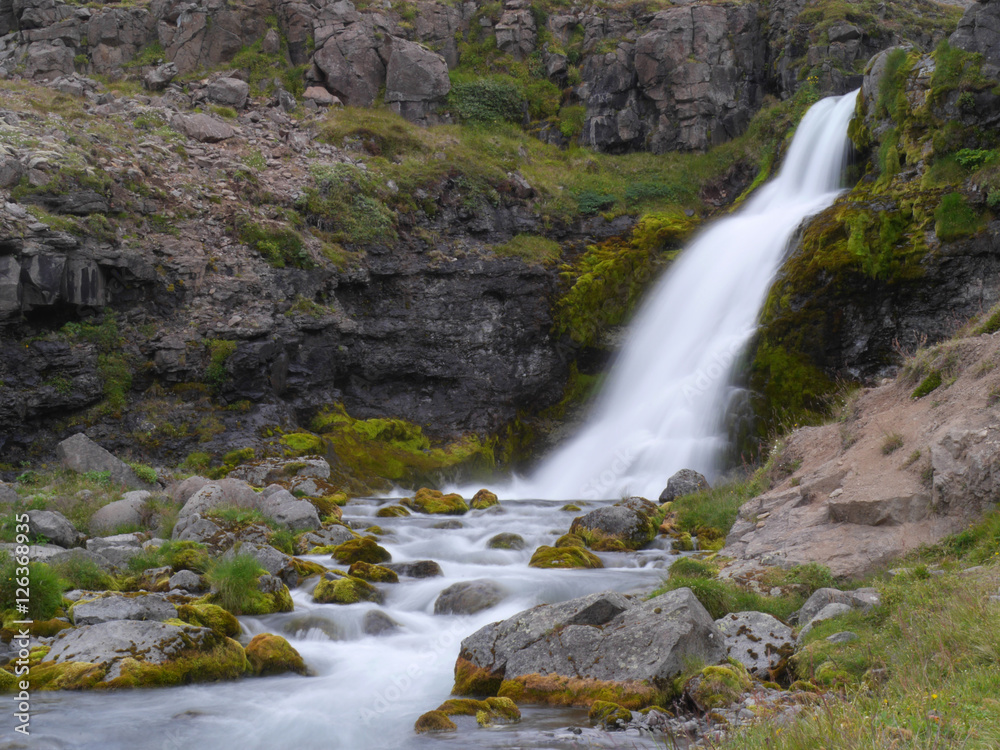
[589, 700, 633, 728]
[561, 504, 582, 512]
[0, 669, 17, 692]
[414, 710, 457, 733]
[290, 557, 328, 582]
[671, 532, 695, 551]
[330, 537, 392, 565]
[312, 575, 384, 605]
[452, 656, 504, 696]
[375, 505, 410, 518]
[684, 663, 753, 711]
[176, 602, 241, 638]
[497, 673, 663, 709]
[347, 561, 399, 583]
[528, 545, 603, 569]
[554, 533, 585, 548]
[470, 489, 499, 510]
[436, 697, 521, 726]
[402, 488, 469, 515]
[487, 533, 525, 550]
[245, 633, 307, 676]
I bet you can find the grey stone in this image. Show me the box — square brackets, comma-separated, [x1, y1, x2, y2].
[0, 157, 25, 189]
[570, 496, 659, 548]
[714, 611, 794, 678]
[86, 532, 144, 553]
[312, 24, 386, 107]
[56, 433, 148, 489]
[169, 476, 209, 504]
[297, 525, 356, 553]
[363, 610, 400, 636]
[260, 489, 321, 532]
[206, 77, 249, 109]
[225, 542, 297, 586]
[172, 513, 228, 547]
[180, 479, 258, 517]
[660, 469, 710, 502]
[174, 113, 235, 143]
[951, 0, 1000, 70]
[71, 593, 177, 626]
[92, 545, 144, 570]
[230, 457, 331, 487]
[826, 631, 859, 644]
[383, 560, 443, 579]
[434, 580, 505, 615]
[45, 547, 113, 571]
[27, 509, 81, 548]
[45, 620, 219, 682]
[88, 492, 151, 534]
[303, 86, 340, 106]
[796, 587, 881, 625]
[168, 570, 204, 592]
[458, 588, 725, 686]
[797, 603, 855, 643]
[385, 38, 450, 114]
[144, 62, 177, 91]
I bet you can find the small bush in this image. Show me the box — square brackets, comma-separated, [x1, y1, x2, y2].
[0, 556, 64, 620]
[128, 462, 158, 485]
[574, 189, 616, 215]
[206, 553, 267, 615]
[235, 218, 310, 269]
[449, 76, 523, 124]
[881, 433, 904, 455]
[51, 556, 114, 591]
[204, 339, 237, 390]
[911, 370, 942, 399]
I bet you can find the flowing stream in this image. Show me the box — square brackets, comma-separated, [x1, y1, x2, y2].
[20, 92, 859, 750]
[506, 90, 860, 501]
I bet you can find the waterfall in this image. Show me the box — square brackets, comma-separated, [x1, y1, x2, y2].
[510, 90, 860, 501]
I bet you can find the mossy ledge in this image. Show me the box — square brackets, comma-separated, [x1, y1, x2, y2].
[497, 673, 666, 709]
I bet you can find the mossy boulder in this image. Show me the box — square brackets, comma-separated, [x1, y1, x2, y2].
[29, 620, 249, 690]
[375, 505, 410, 518]
[348, 561, 399, 583]
[402, 488, 469, 515]
[176, 602, 240, 638]
[452, 657, 504, 696]
[312, 575, 384, 605]
[528, 545, 603, 569]
[589, 700, 633, 728]
[570, 496, 661, 551]
[245, 633, 307, 676]
[414, 710, 457, 733]
[561, 503, 582, 512]
[554, 533, 585, 548]
[0, 669, 17, 692]
[684, 662, 753, 711]
[330, 537, 391, 565]
[671, 532, 695, 551]
[487, 533, 525, 550]
[290, 557, 328, 582]
[280, 432, 325, 456]
[470, 489, 499, 510]
[436, 697, 521, 726]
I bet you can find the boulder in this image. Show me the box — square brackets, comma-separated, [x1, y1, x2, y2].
[383, 560, 443, 579]
[303, 86, 341, 106]
[174, 113, 235, 143]
[70, 593, 177, 626]
[569, 496, 660, 550]
[228, 457, 331, 487]
[88, 491, 151, 534]
[950, 0, 1000, 70]
[455, 588, 725, 701]
[259, 489, 321, 532]
[37, 620, 246, 688]
[348, 561, 398, 583]
[296, 525, 356, 553]
[169, 476, 209, 504]
[384, 38, 450, 123]
[205, 77, 249, 109]
[659, 469, 710, 502]
[714, 611, 794, 678]
[312, 24, 386, 107]
[402, 488, 468, 515]
[27, 510, 81, 548]
[46, 547, 113, 571]
[470, 489, 499, 510]
[312, 573, 383, 605]
[363, 610, 400, 636]
[434, 580, 505, 615]
[168, 570, 205, 592]
[528, 545, 603, 569]
[179, 479, 258, 517]
[171, 514, 229, 548]
[487, 533, 525, 550]
[797, 602, 854, 644]
[225, 543, 297, 586]
[56, 433, 148, 489]
[331, 538, 391, 565]
[796, 587, 881, 625]
[245, 633, 307, 676]
[144, 62, 177, 91]
[0, 158, 25, 190]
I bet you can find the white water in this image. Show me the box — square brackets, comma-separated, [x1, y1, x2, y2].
[505, 90, 860, 501]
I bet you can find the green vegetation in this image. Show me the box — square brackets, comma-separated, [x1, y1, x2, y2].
[204, 339, 237, 390]
[528, 545, 603, 569]
[880, 432, 904, 455]
[206, 553, 291, 615]
[229, 39, 306, 98]
[59, 312, 133, 417]
[0, 556, 64, 621]
[50, 556, 114, 592]
[934, 192, 984, 241]
[234, 217, 310, 268]
[492, 234, 561, 265]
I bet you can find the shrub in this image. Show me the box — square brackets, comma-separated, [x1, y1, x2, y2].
[206, 553, 267, 615]
[0, 556, 64, 620]
[881, 433, 904, 455]
[51, 556, 114, 591]
[204, 339, 237, 390]
[574, 189, 616, 215]
[449, 76, 524, 124]
[234, 218, 310, 268]
[128, 462, 158, 485]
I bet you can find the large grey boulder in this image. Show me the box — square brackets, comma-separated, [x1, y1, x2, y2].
[796, 587, 881, 625]
[225, 542, 297, 586]
[229, 457, 331, 487]
[0, 158, 24, 190]
[172, 513, 229, 547]
[168, 570, 205, 593]
[385, 38, 450, 123]
[88, 491, 151, 534]
[169, 476, 209, 504]
[457, 588, 724, 689]
[86, 532, 144, 553]
[950, 0, 1000, 70]
[260, 489, 321, 532]
[46, 547, 113, 571]
[714, 611, 794, 678]
[144, 62, 177, 91]
[0, 481, 17, 504]
[179, 479, 258, 517]
[71, 593, 177, 626]
[205, 77, 249, 109]
[569, 496, 659, 549]
[363, 610, 400, 636]
[659, 469, 710, 502]
[434, 580, 505, 615]
[312, 23, 386, 107]
[56, 433, 148, 489]
[174, 113, 235, 143]
[797, 603, 854, 644]
[27, 510, 81, 548]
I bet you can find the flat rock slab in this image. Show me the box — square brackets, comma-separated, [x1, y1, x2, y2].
[71, 593, 177, 626]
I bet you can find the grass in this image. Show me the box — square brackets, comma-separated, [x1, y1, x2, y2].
[0, 554, 65, 621]
[492, 234, 561, 265]
[205, 553, 268, 615]
[880, 432, 904, 455]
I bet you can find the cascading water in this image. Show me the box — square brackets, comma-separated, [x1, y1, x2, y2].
[508, 90, 860, 501]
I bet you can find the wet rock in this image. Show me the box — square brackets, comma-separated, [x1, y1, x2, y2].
[313, 572, 383, 605]
[70, 593, 177, 626]
[470, 489, 499, 510]
[569, 496, 660, 550]
[402, 488, 468, 515]
[362, 610, 400, 637]
[383, 560, 443, 579]
[659, 469, 710, 502]
[434, 580, 505, 615]
[331, 537, 391, 565]
[205, 77, 249, 109]
[528, 545, 603, 569]
[27, 510, 81, 548]
[173, 113, 235, 143]
[245, 633, 307, 676]
[455, 589, 725, 699]
[56, 434, 149, 489]
[714, 611, 794, 678]
[297, 524, 357, 553]
[487, 533, 524, 550]
[375, 505, 410, 518]
[348, 561, 398, 583]
[432, 520, 463, 530]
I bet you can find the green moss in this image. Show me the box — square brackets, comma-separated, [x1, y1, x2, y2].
[312, 575, 383, 604]
[911, 370, 943, 399]
[234, 217, 310, 269]
[402, 488, 469, 515]
[589, 700, 633, 728]
[554, 533, 585, 548]
[414, 710, 457, 733]
[470, 489, 499, 510]
[686, 663, 753, 710]
[452, 657, 504, 696]
[204, 339, 237, 390]
[280, 432, 325, 456]
[245, 633, 307, 676]
[0, 669, 17, 692]
[375, 505, 410, 518]
[497, 673, 664, 709]
[330, 538, 391, 565]
[528, 545, 603, 569]
[434, 697, 521, 726]
[934, 192, 985, 241]
[176, 602, 240, 638]
[347, 561, 398, 583]
[561, 504, 581, 512]
[493, 234, 561, 265]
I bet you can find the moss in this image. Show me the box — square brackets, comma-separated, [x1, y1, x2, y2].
[375, 505, 410, 518]
[589, 700, 633, 728]
[686, 663, 753, 710]
[402, 488, 469, 515]
[934, 192, 985, 241]
[0, 669, 16, 692]
[493, 234, 561, 265]
[347, 561, 398, 583]
[312, 575, 383, 605]
[435, 697, 521, 726]
[453, 656, 504, 696]
[414, 710, 457, 733]
[290, 557, 327, 582]
[554, 533, 585, 548]
[672, 532, 695, 552]
[204, 339, 237, 391]
[528, 545, 603, 569]
[280, 432, 325, 456]
[497, 673, 664, 709]
[561, 504, 581, 512]
[245, 633, 307, 676]
[331, 538, 391, 565]
[470, 489, 499, 510]
[911, 370, 942, 399]
[177, 602, 240, 638]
